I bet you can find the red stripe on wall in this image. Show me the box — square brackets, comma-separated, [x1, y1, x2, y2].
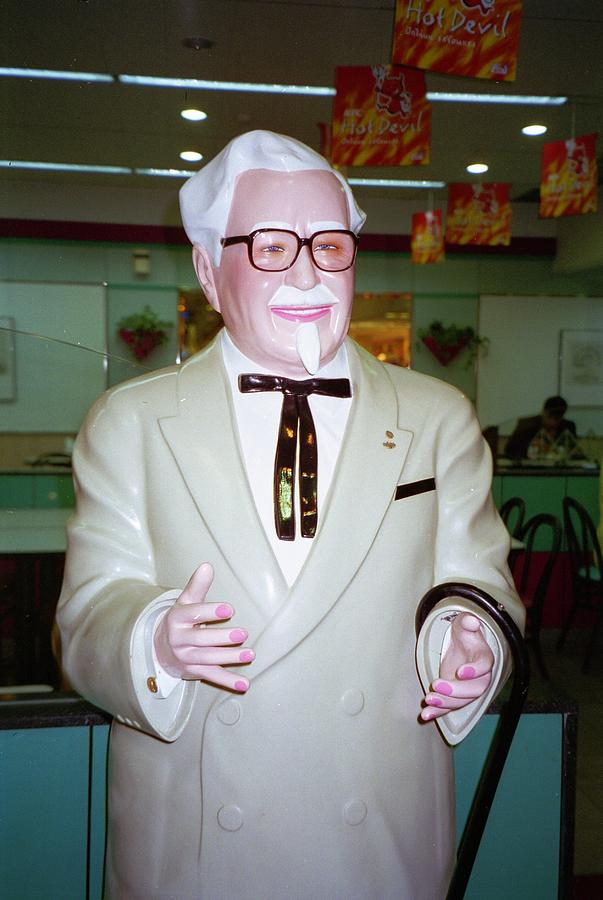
[0, 218, 557, 256]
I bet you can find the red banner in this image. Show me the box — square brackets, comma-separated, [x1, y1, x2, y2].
[446, 183, 512, 245]
[539, 133, 598, 218]
[411, 210, 445, 263]
[331, 65, 431, 167]
[392, 0, 522, 81]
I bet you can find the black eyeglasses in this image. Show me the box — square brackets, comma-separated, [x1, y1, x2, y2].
[220, 228, 359, 272]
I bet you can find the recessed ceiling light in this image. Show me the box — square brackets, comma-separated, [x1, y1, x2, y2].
[182, 37, 215, 51]
[181, 108, 207, 122]
[466, 163, 489, 175]
[522, 124, 547, 136]
[180, 150, 203, 162]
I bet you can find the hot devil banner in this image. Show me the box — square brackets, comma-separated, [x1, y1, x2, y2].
[392, 0, 522, 81]
[411, 210, 445, 263]
[539, 132, 598, 218]
[331, 65, 431, 167]
[446, 183, 512, 245]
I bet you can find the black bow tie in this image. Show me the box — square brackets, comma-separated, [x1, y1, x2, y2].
[238, 373, 352, 541]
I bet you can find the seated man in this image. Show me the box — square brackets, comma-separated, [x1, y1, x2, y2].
[57, 131, 523, 900]
[505, 395, 577, 459]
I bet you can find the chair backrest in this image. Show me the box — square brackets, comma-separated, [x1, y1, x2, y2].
[500, 496, 526, 539]
[563, 496, 603, 587]
[516, 513, 563, 624]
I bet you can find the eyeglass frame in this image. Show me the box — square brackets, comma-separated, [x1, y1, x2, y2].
[220, 228, 359, 272]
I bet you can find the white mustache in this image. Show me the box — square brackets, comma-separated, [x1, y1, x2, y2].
[268, 283, 339, 308]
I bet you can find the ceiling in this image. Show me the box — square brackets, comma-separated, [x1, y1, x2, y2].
[1, 0, 602, 208]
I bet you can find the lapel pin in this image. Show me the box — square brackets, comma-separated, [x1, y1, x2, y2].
[383, 430, 396, 449]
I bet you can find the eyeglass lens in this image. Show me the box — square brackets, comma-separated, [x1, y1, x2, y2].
[251, 230, 355, 272]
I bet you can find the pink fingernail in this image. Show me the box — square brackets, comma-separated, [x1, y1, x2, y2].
[234, 680, 248, 693]
[215, 604, 231, 619]
[435, 681, 453, 695]
[422, 709, 437, 721]
[427, 696, 442, 706]
[239, 649, 254, 662]
[229, 628, 247, 643]
[460, 666, 476, 679]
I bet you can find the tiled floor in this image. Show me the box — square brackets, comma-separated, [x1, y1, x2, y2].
[531, 628, 603, 880]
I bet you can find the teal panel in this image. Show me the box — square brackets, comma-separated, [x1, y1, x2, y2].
[455, 714, 562, 899]
[565, 475, 599, 524]
[89, 724, 110, 900]
[0, 475, 34, 508]
[57, 473, 76, 508]
[33, 475, 62, 508]
[0, 726, 89, 899]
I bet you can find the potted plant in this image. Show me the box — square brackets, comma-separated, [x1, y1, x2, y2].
[117, 306, 173, 360]
[417, 320, 489, 368]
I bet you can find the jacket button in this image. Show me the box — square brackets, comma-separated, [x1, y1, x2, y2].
[217, 805, 243, 831]
[217, 699, 241, 725]
[343, 799, 367, 826]
[341, 689, 364, 715]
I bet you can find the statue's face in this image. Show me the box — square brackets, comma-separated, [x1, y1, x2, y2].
[212, 168, 355, 376]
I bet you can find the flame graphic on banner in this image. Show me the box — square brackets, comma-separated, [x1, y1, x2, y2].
[332, 65, 431, 167]
[392, 0, 522, 81]
[539, 132, 598, 218]
[412, 210, 445, 263]
[446, 183, 512, 245]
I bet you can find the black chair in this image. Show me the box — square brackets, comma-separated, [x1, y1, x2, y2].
[499, 496, 526, 539]
[514, 513, 562, 679]
[557, 497, 603, 673]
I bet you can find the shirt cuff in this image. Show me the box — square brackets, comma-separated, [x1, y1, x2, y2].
[145, 605, 182, 699]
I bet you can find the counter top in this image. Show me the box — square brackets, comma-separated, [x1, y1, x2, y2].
[0, 685, 576, 730]
[495, 461, 599, 476]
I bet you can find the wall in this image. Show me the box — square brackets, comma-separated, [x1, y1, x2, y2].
[2, 234, 603, 436]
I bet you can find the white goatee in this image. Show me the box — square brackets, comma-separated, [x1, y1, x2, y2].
[296, 322, 322, 375]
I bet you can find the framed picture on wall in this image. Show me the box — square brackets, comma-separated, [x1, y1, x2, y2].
[559, 329, 603, 407]
[0, 316, 16, 402]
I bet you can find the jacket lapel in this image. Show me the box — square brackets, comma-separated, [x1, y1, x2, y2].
[250, 340, 413, 680]
[158, 337, 287, 621]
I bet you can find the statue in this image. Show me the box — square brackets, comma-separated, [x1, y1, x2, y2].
[57, 130, 524, 899]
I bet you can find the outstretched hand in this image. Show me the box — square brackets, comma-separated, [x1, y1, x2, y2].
[154, 562, 254, 693]
[420, 612, 494, 722]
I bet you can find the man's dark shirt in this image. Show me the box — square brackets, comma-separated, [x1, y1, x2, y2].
[504, 415, 577, 459]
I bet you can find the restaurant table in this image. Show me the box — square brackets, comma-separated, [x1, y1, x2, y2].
[0, 508, 70, 685]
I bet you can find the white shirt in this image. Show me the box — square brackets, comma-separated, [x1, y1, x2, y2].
[221, 330, 353, 586]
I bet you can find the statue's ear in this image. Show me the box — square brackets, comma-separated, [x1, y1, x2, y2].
[192, 244, 221, 312]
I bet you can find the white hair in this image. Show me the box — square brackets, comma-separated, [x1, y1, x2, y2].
[179, 130, 366, 266]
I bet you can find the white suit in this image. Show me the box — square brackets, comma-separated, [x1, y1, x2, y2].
[57, 335, 523, 899]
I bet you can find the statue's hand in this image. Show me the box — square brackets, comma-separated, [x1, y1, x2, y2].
[420, 613, 493, 722]
[154, 563, 253, 693]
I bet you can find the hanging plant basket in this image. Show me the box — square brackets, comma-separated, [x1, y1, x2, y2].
[117, 306, 172, 360]
[417, 321, 489, 369]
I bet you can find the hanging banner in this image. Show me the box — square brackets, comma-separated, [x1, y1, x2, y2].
[539, 133, 598, 218]
[317, 122, 333, 163]
[411, 210, 445, 263]
[446, 183, 512, 245]
[392, 0, 523, 81]
[331, 65, 431, 167]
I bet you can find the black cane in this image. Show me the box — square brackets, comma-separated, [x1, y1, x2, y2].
[416, 582, 530, 900]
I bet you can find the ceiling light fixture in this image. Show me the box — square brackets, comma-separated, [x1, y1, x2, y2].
[427, 92, 566, 106]
[348, 178, 446, 189]
[0, 160, 130, 174]
[119, 74, 335, 96]
[0, 70, 568, 107]
[179, 151, 203, 162]
[181, 108, 207, 122]
[0, 66, 114, 83]
[135, 168, 196, 178]
[522, 124, 548, 136]
[466, 163, 489, 174]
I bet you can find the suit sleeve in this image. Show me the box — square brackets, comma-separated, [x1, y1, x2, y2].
[416, 392, 525, 745]
[56, 389, 196, 742]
